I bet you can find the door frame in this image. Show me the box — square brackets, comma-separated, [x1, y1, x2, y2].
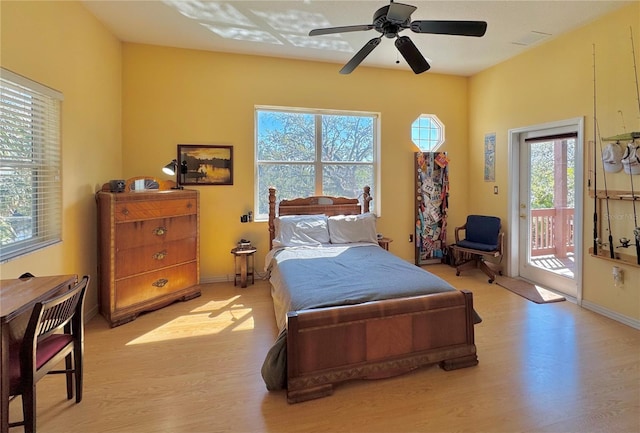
[507, 117, 584, 304]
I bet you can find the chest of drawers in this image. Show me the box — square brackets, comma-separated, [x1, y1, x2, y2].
[97, 188, 200, 327]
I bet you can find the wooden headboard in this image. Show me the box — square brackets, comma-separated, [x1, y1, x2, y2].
[268, 186, 371, 250]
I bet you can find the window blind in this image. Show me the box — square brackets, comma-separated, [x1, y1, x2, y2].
[0, 68, 63, 262]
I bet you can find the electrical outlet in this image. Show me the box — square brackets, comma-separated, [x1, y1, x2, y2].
[409, 234, 414, 243]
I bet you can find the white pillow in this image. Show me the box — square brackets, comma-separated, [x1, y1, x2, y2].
[328, 213, 378, 244]
[273, 214, 330, 247]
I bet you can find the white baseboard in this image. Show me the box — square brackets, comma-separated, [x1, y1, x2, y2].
[581, 300, 640, 330]
[200, 273, 269, 284]
[201, 275, 234, 284]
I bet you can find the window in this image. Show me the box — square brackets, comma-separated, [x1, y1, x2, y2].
[0, 68, 63, 262]
[255, 107, 378, 219]
[412, 114, 444, 151]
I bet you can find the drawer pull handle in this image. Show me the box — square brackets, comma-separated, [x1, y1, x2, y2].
[152, 278, 168, 288]
[121, 208, 129, 216]
[153, 250, 167, 260]
[153, 227, 167, 236]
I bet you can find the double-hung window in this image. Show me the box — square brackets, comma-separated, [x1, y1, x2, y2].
[0, 68, 63, 262]
[255, 106, 378, 220]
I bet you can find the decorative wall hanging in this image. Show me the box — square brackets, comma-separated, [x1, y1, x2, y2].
[415, 152, 449, 265]
[484, 132, 496, 182]
[178, 144, 234, 186]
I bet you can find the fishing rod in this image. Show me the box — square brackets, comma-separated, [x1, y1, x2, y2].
[628, 27, 640, 264]
[596, 119, 615, 259]
[592, 44, 599, 256]
[592, 45, 615, 258]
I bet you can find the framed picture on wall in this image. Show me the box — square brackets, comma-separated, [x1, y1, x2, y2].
[484, 133, 496, 182]
[177, 144, 234, 186]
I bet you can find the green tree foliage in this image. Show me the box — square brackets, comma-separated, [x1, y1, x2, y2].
[256, 110, 375, 216]
[529, 139, 575, 209]
[0, 98, 35, 246]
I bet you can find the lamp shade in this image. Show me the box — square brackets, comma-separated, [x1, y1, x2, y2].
[163, 159, 177, 176]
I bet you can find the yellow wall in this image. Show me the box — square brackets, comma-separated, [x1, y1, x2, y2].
[121, 43, 470, 277]
[469, 3, 640, 320]
[0, 1, 122, 313]
[1, 1, 638, 325]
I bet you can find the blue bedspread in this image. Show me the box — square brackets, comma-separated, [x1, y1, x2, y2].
[261, 244, 479, 390]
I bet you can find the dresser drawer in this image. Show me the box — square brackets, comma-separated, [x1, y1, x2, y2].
[114, 197, 197, 222]
[115, 262, 198, 310]
[115, 237, 197, 279]
[115, 214, 196, 250]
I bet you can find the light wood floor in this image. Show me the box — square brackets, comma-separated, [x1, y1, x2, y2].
[8, 264, 640, 433]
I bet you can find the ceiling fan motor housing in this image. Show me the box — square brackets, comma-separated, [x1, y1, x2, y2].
[373, 6, 409, 38]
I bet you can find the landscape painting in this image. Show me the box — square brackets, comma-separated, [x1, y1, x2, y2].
[178, 144, 233, 186]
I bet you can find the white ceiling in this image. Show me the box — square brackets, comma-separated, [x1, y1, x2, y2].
[82, 0, 632, 76]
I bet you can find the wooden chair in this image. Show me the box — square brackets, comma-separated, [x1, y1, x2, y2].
[8, 275, 89, 432]
[451, 216, 503, 283]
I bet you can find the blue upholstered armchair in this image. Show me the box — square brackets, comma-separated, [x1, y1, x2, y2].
[451, 215, 503, 283]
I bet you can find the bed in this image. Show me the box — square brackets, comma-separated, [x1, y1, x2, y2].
[262, 187, 480, 403]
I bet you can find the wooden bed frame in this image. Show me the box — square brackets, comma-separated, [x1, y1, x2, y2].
[267, 187, 478, 403]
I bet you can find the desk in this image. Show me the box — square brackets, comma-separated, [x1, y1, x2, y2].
[230, 247, 256, 288]
[1, 274, 76, 433]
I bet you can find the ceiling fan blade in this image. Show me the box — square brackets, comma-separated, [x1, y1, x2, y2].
[395, 36, 430, 74]
[411, 20, 488, 37]
[386, 2, 417, 24]
[339, 37, 381, 74]
[309, 24, 374, 36]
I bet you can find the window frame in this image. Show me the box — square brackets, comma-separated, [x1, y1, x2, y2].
[0, 68, 63, 262]
[254, 105, 380, 220]
[412, 114, 445, 151]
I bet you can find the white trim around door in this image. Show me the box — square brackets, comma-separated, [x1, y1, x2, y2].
[507, 117, 584, 304]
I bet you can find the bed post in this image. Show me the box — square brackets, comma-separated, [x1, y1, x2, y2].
[363, 185, 372, 213]
[269, 187, 276, 250]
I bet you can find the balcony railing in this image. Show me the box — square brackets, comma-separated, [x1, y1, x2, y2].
[531, 208, 574, 258]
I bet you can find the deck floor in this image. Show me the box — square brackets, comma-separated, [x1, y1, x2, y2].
[530, 253, 575, 278]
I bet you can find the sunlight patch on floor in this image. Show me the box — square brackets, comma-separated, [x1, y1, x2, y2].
[126, 300, 254, 345]
[533, 284, 565, 301]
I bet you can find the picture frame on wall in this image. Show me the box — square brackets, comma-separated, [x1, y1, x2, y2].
[177, 144, 233, 186]
[484, 133, 496, 182]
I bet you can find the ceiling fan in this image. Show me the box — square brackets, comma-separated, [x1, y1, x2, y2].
[308, 0, 488, 74]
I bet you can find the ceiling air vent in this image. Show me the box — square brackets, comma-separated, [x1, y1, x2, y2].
[511, 31, 551, 46]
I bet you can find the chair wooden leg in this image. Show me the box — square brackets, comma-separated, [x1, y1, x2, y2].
[74, 346, 83, 403]
[22, 384, 36, 433]
[455, 254, 502, 284]
[479, 260, 502, 283]
[65, 353, 73, 400]
[455, 258, 480, 276]
[457, 259, 479, 271]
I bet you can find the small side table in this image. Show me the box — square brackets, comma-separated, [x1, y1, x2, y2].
[231, 247, 257, 288]
[378, 237, 393, 251]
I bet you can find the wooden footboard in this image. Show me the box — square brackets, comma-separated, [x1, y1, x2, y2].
[286, 290, 478, 403]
